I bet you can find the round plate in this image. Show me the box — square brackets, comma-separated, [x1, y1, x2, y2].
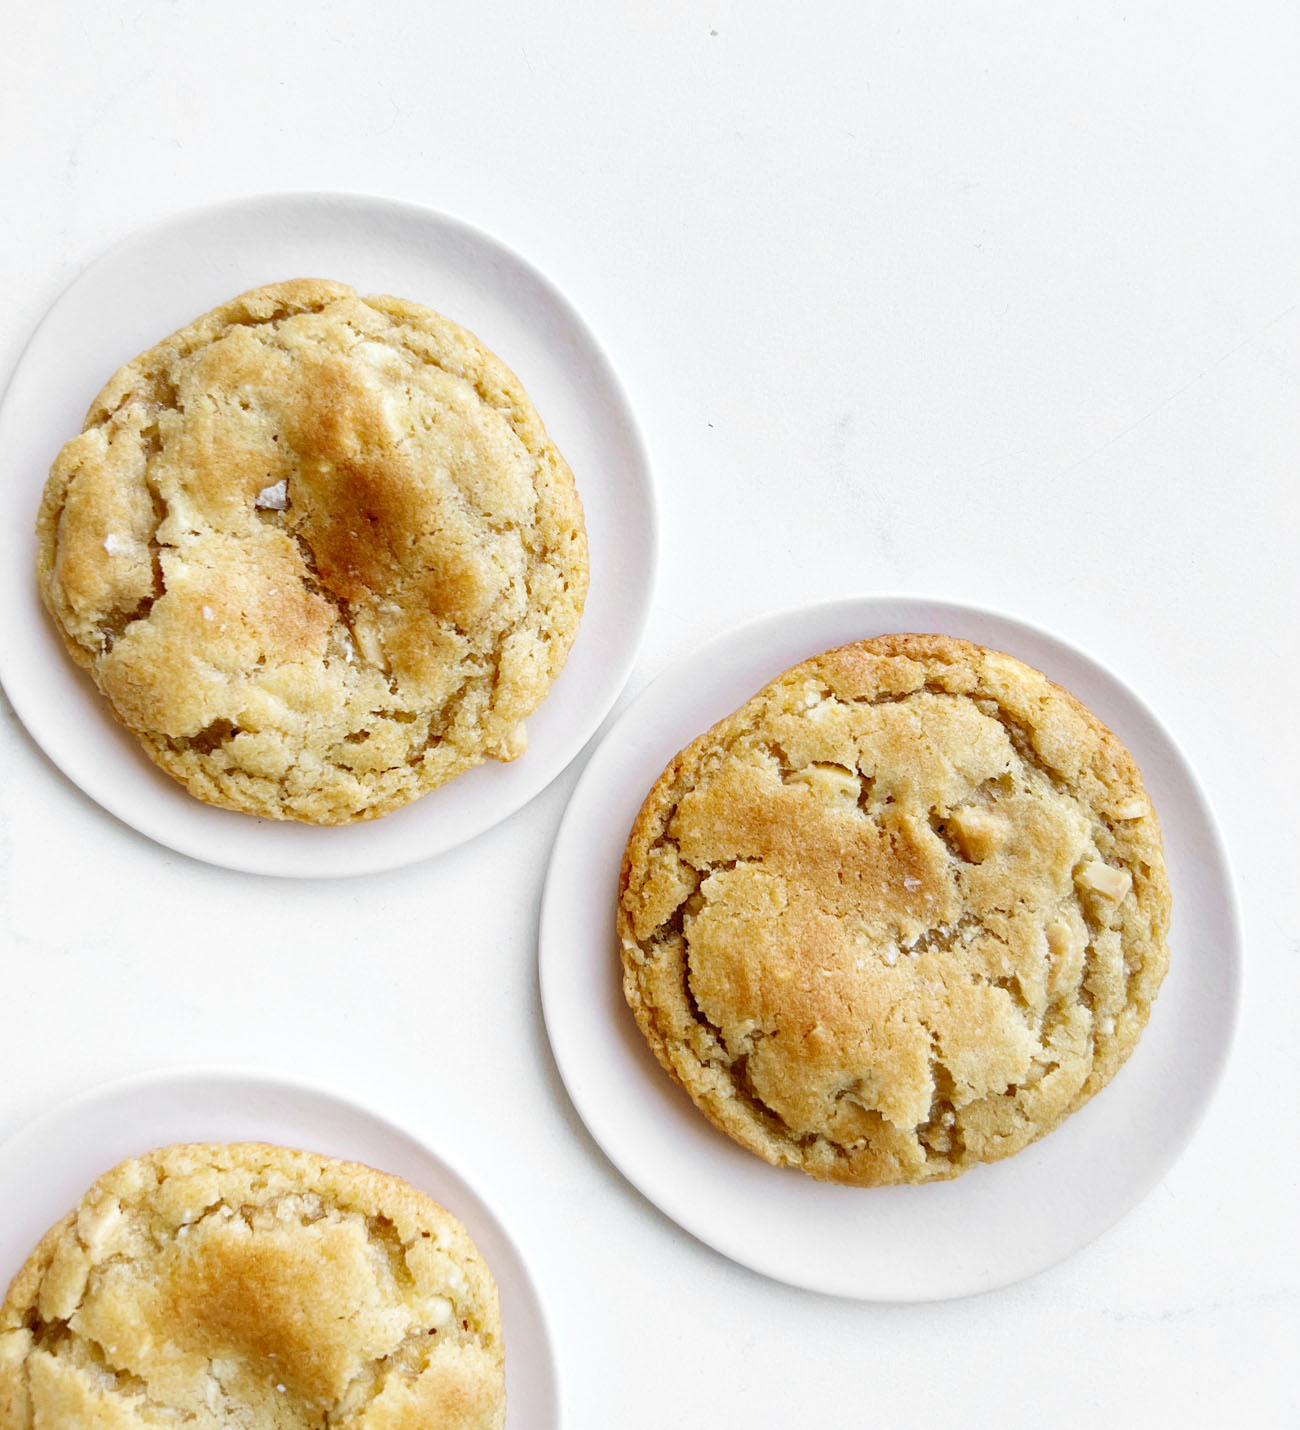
[0, 193, 655, 875]
[539, 595, 1241, 1301]
[0, 1067, 560, 1426]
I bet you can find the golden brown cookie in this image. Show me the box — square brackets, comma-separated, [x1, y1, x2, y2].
[36, 279, 588, 823]
[0, 1143, 504, 1429]
[618, 634, 1171, 1186]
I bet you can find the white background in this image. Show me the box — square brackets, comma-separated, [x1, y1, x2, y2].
[1, 3, 1296, 1425]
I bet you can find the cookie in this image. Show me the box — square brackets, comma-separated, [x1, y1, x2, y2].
[36, 279, 588, 823]
[618, 634, 1171, 1186]
[0, 1142, 505, 1429]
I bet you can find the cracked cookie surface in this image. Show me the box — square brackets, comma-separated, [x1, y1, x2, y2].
[0, 1143, 504, 1429]
[36, 279, 588, 823]
[618, 634, 1171, 1186]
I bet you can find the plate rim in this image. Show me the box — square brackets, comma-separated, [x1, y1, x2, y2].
[0, 189, 658, 877]
[0, 1061, 562, 1425]
[538, 591, 1243, 1301]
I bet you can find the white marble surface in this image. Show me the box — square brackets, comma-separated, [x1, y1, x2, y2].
[1, 3, 1295, 1424]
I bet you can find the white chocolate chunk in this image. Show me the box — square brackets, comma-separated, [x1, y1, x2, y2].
[1045, 914, 1086, 1000]
[947, 805, 1007, 862]
[1046, 917, 1074, 959]
[1076, 860, 1132, 902]
[75, 1198, 124, 1256]
[788, 763, 861, 806]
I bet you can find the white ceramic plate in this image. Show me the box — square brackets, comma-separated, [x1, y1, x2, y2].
[539, 595, 1241, 1301]
[0, 193, 655, 876]
[0, 1068, 559, 1426]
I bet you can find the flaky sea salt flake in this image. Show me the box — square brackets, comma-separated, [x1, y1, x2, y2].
[254, 478, 289, 511]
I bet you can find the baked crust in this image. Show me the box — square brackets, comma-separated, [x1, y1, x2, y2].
[35, 279, 588, 823]
[0, 1143, 504, 1429]
[618, 634, 1171, 1186]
